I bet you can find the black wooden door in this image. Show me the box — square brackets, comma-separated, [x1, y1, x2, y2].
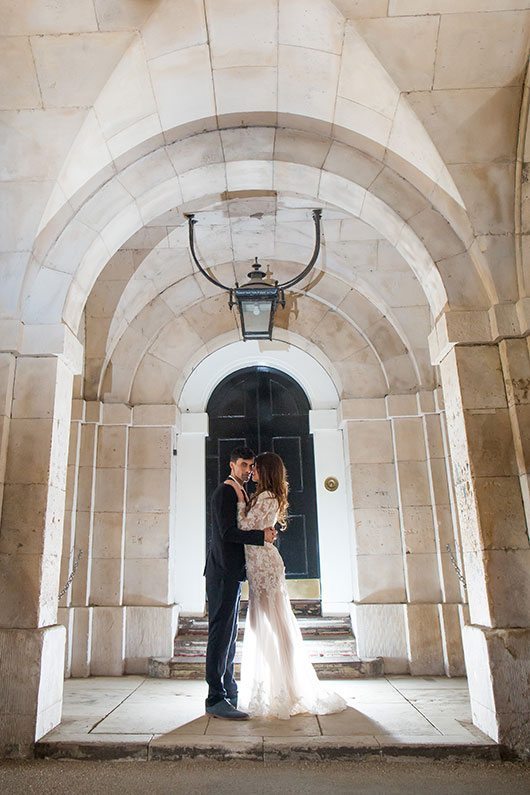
[205, 367, 320, 580]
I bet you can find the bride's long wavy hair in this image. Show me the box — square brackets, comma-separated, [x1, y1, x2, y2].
[246, 452, 289, 529]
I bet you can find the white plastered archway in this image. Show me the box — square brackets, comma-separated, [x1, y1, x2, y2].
[174, 339, 354, 615]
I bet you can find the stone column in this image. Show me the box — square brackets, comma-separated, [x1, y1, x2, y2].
[344, 394, 466, 676]
[57, 397, 84, 678]
[59, 402, 179, 677]
[89, 404, 129, 676]
[57, 400, 100, 678]
[124, 404, 179, 674]
[439, 342, 530, 752]
[173, 412, 208, 614]
[343, 397, 408, 673]
[0, 342, 78, 755]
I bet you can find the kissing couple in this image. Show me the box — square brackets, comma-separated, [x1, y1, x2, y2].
[204, 447, 346, 720]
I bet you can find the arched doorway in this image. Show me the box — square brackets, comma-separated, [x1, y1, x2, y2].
[205, 367, 320, 596]
[174, 340, 353, 615]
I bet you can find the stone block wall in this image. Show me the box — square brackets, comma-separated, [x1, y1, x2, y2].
[58, 389, 469, 679]
[58, 401, 179, 676]
[343, 391, 467, 675]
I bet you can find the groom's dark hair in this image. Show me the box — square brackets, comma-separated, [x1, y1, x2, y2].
[230, 446, 255, 463]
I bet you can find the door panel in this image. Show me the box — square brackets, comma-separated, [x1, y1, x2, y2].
[277, 514, 308, 577]
[206, 367, 320, 580]
[272, 436, 303, 492]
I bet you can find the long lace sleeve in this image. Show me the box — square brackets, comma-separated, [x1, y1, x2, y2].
[238, 492, 278, 531]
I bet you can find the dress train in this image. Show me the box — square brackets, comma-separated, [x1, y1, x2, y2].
[237, 494, 347, 719]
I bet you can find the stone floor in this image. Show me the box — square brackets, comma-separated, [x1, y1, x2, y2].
[35, 676, 501, 762]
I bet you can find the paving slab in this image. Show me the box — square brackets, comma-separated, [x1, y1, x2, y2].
[319, 701, 441, 737]
[92, 701, 206, 735]
[34, 675, 504, 763]
[204, 714, 321, 737]
[388, 676, 469, 690]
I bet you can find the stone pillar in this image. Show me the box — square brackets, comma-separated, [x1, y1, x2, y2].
[57, 398, 84, 677]
[89, 404, 129, 675]
[344, 399, 406, 604]
[0, 348, 77, 755]
[392, 394, 465, 675]
[343, 395, 466, 676]
[59, 402, 179, 677]
[344, 397, 409, 673]
[500, 338, 530, 531]
[124, 405, 179, 674]
[391, 395, 443, 606]
[439, 342, 530, 752]
[309, 409, 353, 615]
[173, 412, 208, 614]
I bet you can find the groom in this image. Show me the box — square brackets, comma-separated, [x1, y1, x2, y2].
[204, 446, 276, 719]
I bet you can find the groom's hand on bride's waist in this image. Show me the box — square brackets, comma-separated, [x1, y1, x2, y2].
[264, 526, 277, 543]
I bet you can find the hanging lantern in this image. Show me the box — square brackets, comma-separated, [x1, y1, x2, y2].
[186, 209, 322, 342]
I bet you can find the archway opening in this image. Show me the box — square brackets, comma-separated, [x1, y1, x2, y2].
[206, 366, 320, 604]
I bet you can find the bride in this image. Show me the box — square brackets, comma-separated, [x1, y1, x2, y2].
[228, 451, 347, 719]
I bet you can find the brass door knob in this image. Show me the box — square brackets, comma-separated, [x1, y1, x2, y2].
[324, 476, 339, 492]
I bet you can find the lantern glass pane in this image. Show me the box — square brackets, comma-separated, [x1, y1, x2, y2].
[240, 298, 273, 337]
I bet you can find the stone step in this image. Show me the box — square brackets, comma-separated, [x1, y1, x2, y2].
[173, 637, 358, 658]
[240, 599, 322, 618]
[149, 655, 384, 680]
[35, 734, 501, 763]
[151, 637, 383, 680]
[177, 615, 352, 643]
[155, 611, 383, 681]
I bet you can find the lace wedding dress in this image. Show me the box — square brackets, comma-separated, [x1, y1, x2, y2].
[237, 491, 347, 719]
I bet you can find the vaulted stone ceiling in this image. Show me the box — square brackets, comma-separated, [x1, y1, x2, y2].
[1, 0, 529, 406]
[85, 190, 433, 404]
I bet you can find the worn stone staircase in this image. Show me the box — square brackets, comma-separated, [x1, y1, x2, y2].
[149, 601, 383, 680]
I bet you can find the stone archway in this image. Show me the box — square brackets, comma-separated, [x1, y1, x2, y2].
[1, 0, 529, 759]
[173, 340, 353, 616]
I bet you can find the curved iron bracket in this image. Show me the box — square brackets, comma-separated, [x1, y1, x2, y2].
[276, 208, 322, 290]
[186, 208, 322, 293]
[186, 213, 232, 292]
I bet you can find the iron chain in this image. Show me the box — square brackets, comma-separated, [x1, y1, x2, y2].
[445, 543, 467, 589]
[57, 548, 83, 601]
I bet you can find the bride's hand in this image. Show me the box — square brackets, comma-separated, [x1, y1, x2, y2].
[226, 479, 246, 502]
[235, 487, 246, 503]
[264, 526, 277, 543]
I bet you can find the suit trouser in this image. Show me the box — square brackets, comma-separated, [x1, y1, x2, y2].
[205, 573, 241, 706]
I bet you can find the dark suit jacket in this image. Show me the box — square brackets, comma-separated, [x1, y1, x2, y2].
[204, 483, 264, 581]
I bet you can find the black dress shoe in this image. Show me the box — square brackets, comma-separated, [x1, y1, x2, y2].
[228, 696, 238, 708]
[206, 699, 249, 720]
